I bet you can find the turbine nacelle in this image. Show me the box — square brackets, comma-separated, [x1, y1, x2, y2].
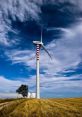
[33, 41, 43, 45]
[33, 40, 52, 59]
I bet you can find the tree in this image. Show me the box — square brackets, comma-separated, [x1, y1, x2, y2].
[16, 84, 28, 97]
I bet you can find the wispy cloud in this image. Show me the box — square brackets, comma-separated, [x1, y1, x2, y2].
[4, 21, 82, 75]
[0, 0, 41, 47]
[45, 22, 82, 73]
[0, 75, 36, 98]
[0, 13, 19, 47]
[5, 49, 36, 70]
[0, 0, 82, 47]
[0, 76, 22, 91]
[0, 0, 41, 22]
[1, 72, 82, 98]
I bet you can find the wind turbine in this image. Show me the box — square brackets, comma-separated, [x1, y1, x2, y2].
[33, 30, 52, 99]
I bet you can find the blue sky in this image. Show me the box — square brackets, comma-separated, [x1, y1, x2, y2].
[0, 0, 82, 98]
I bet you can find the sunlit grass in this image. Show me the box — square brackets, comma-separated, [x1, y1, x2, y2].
[0, 98, 82, 117]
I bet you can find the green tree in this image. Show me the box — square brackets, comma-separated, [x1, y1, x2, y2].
[16, 84, 28, 97]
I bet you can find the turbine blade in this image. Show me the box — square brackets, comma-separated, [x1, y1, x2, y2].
[28, 55, 36, 61]
[42, 44, 52, 59]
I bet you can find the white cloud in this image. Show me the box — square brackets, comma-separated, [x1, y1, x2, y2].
[0, 11, 20, 47]
[0, 73, 82, 98]
[5, 49, 36, 70]
[0, 0, 82, 47]
[4, 22, 82, 77]
[0, 75, 35, 90]
[26, 74, 82, 98]
[0, 75, 35, 98]
[0, 92, 22, 99]
[0, 0, 41, 47]
[44, 22, 82, 74]
[0, 76, 22, 92]
[0, 0, 41, 22]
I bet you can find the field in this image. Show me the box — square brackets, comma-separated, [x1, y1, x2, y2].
[0, 98, 82, 117]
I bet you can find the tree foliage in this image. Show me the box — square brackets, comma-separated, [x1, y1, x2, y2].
[16, 84, 28, 97]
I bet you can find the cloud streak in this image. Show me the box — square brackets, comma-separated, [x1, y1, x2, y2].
[4, 21, 82, 77]
[0, 0, 82, 46]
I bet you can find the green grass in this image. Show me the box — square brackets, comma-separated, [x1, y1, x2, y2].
[0, 98, 82, 117]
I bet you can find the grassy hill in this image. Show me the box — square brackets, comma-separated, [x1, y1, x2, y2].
[0, 98, 82, 117]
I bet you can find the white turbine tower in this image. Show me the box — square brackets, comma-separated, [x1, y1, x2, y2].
[33, 30, 52, 99]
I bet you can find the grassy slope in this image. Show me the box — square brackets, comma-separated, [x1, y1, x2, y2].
[0, 98, 82, 117]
